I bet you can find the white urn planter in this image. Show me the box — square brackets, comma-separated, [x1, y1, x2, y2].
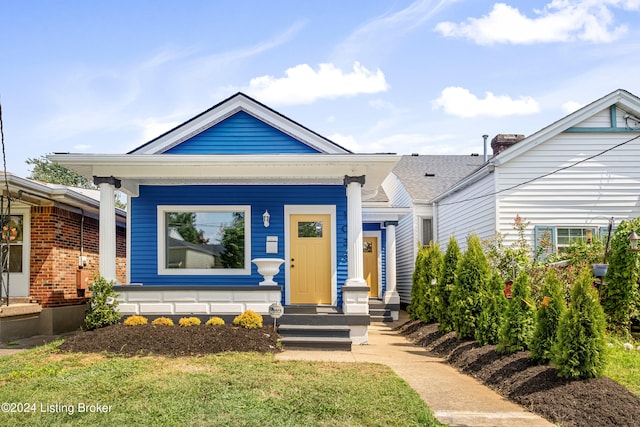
[252, 258, 285, 286]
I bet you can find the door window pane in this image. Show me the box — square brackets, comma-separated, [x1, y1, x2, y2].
[363, 241, 373, 253]
[1, 245, 22, 273]
[298, 221, 323, 238]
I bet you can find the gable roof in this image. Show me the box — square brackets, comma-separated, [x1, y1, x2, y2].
[433, 88, 640, 202]
[493, 88, 640, 165]
[129, 92, 351, 155]
[393, 155, 486, 203]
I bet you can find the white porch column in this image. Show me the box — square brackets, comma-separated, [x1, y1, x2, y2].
[93, 176, 120, 283]
[344, 175, 366, 287]
[383, 221, 400, 320]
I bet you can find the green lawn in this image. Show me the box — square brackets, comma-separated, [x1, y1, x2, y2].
[0, 343, 442, 427]
[605, 338, 640, 397]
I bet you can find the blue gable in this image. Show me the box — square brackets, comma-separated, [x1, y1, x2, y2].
[164, 111, 321, 154]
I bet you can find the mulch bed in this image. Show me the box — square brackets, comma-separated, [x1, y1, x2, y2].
[58, 324, 281, 357]
[398, 320, 640, 427]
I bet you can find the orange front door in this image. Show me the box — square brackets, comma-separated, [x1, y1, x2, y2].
[363, 236, 379, 297]
[289, 214, 332, 304]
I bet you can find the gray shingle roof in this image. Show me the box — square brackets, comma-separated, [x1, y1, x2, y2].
[393, 155, 486, 202]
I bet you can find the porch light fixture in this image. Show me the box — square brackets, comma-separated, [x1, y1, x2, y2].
[628, 231, 640, 252]
[263, 210, 270, 228]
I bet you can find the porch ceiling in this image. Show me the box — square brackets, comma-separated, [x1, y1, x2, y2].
[49, 153, 400, 196]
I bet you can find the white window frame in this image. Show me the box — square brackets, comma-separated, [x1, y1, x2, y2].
[555, 226, 598, 252]
[157, 205, 251, 276]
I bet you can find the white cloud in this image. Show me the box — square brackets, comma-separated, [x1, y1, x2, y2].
[240, 62, 389, 105]
[73, 144, 92, 152]
[434, 1, 634, 45]
[562, 100, 584, 114]
[433, 87, 539, 117]
[329, 133, 362, 152]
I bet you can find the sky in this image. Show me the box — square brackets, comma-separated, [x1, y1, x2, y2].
[2, 0, 640, 178]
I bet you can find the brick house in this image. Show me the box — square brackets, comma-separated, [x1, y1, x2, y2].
[1, 172, 125, 341]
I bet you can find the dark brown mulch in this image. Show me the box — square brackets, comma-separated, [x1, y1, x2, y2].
[398, 320, 640, 427]
[58, 324, 281, 357]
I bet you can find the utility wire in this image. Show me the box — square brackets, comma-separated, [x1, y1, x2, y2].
[0, 100, 9, 198]
[435, 132, 640, 207]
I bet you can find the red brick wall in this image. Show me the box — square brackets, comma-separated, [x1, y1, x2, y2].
[29, 206, 126, 308]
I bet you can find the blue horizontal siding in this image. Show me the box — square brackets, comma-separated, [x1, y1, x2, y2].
[364, 223, 387, 295]
[164, 111, 320, 154]
[130, 184, 348, 304]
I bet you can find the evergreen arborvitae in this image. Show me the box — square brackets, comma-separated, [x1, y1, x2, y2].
[601, 219, 640, 337]
[475, 271, 508, 345]
[551, 267, 607, 379]
[438, 236, 461, 332]
[408, 245, 427, 320]
[450, 234, 491, 339]
[408, 243, 443, 322]
[497, 270, 535, 353]
[530, 268, 567, 364]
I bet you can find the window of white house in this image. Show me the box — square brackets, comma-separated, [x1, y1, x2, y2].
[158, 206, 251, 275]
[556, 227, 596, 252]
[421, 218, 433, 246]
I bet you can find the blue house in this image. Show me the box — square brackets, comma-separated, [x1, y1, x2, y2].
[51, 93, 403, 345]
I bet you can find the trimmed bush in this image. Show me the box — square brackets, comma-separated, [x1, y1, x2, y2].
[124, 315, 148, 326]
[437, 236, 461, 332]
[530, 268, 567, 363]
[233, 310, 263, 329]
[497, 270, 535, 354]
[475, 271, 507, 346]
[178, 316, 202, 327]
[151, 317, 174, 326]
[206, 316, 225, 326]
[84, 274, 121, 330]
[551, 267, 607, 379]
[408, 242, 443, 322]
[450, 234, 492, 339]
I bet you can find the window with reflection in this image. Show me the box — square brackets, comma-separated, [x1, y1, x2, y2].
[159, 206, 250, 275]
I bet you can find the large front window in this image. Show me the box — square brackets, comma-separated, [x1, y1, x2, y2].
[158, 206, 251, 275]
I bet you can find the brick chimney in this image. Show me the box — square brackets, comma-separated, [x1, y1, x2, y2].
[491, 134, 525, 155]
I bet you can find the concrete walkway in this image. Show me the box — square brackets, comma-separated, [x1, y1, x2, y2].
[276, 313, 554, 427]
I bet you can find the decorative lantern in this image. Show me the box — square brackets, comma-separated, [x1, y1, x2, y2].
[262, 210, 271, 228]
[628, 231, 640, 252]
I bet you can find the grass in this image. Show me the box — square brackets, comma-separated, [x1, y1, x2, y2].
[0, 342, 443, 427]
[605, 337, 640, 396]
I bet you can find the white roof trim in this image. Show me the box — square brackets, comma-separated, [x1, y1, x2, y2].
[49, 153, 400, 196]
[433, 89, 640, 202]
[129, 93, 350, 155]
[493, 89, 640, 166]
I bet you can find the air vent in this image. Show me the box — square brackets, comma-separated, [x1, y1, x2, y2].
[425, 173, 435, 177]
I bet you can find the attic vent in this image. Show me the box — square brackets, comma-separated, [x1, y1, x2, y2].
[471, 153, 479, 156]
[411, 153, 419, 156]
[425, 173, 435, 177]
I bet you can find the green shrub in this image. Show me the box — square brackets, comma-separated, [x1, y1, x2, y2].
[475, 271, 507, 346]
[437, 236, 461, 332]
[530, 268, 567, 363]
[152, 317, 174, 326]
[178, 316, 201, 327]
[551, 267, 607, 379]
[84, 274, 121, 330]
[408, 242, 443, 322]
[497, 270, 535, 354]
[601, 218, 640, 337]
[450, 234, 491, 339]
[206, 316, 225, 326]
[124, 315, 148, 326]
[233, 310, 263, 329]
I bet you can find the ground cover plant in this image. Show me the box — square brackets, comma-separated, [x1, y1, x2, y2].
[0, 341, 441, 427]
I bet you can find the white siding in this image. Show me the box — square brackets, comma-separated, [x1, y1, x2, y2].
[436, 173, 497, 252]
[495, 131, 640, 248]
[576, 106, 626, 128]
[382, 173, 417, 304]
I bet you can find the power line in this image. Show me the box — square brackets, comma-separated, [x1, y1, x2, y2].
[435, 132, 640, 207]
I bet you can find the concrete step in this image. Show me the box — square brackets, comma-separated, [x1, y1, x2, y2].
[279, 336, 352, 351]
[278, 324, 351, 338]
[278, 324, 352, 351]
